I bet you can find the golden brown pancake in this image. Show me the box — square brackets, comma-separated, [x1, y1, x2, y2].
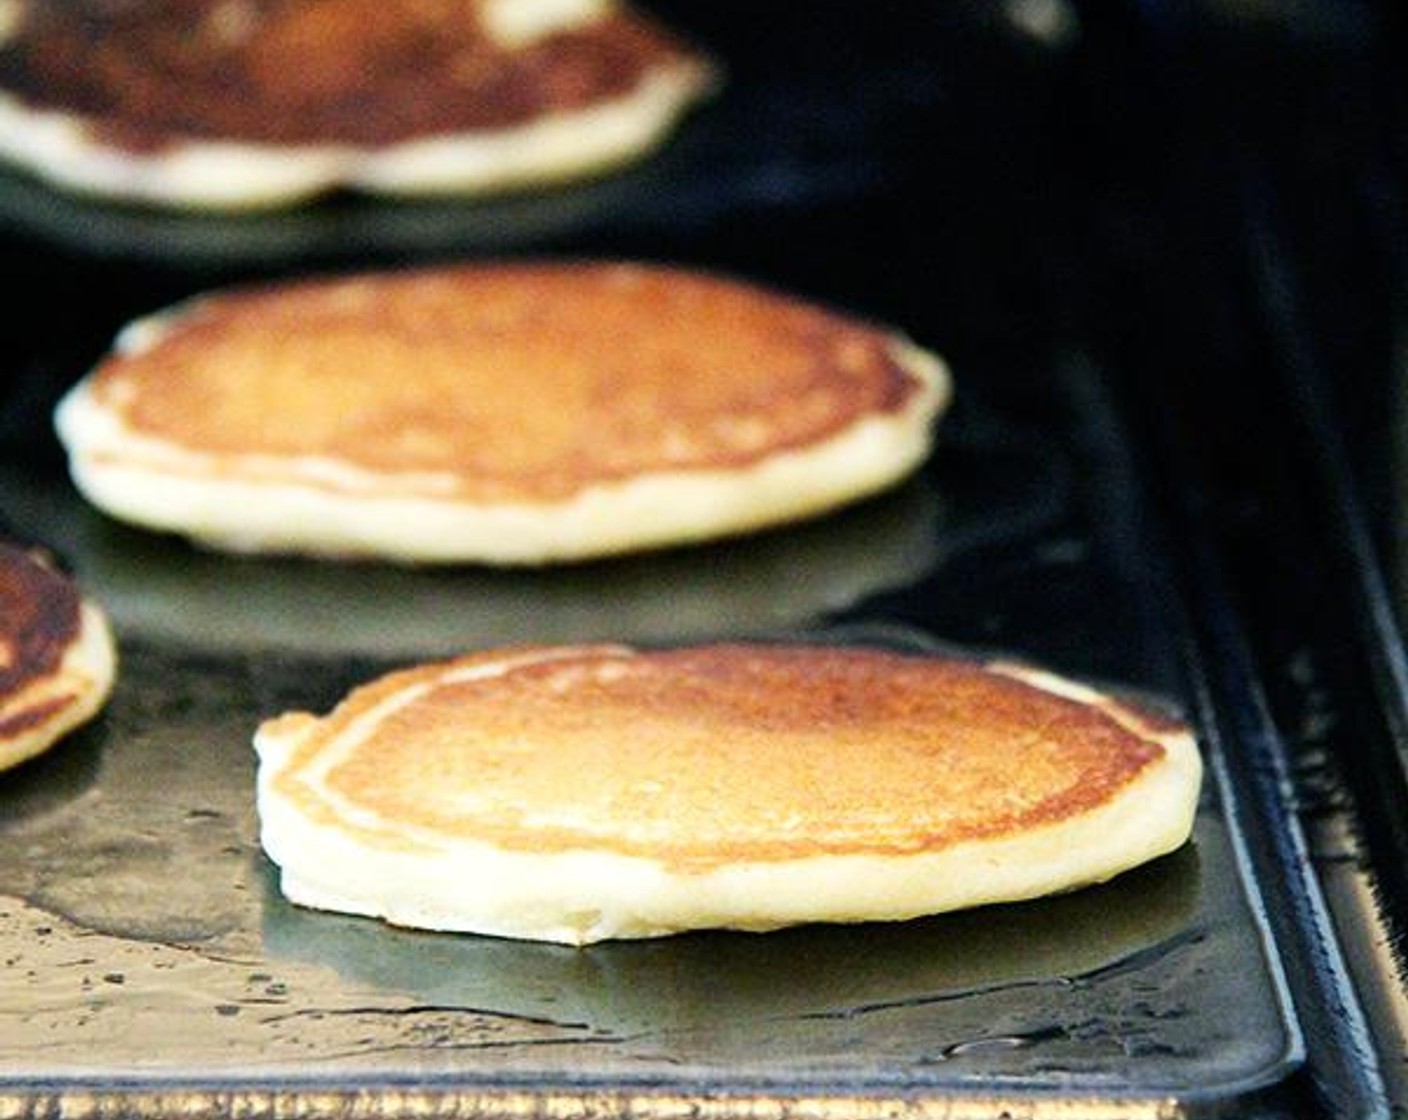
[0, 0, 715, 208]
[254, 643, 1202, 943]
[0, 543, 115, 773]
[56, 262, 951, 564]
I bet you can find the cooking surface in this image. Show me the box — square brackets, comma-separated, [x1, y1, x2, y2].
[0, 351, 1299, 1104]
[0, 413, 1291, 1098]
[0, 1, 1397, 1116]
[0, 428, 1289, 1104]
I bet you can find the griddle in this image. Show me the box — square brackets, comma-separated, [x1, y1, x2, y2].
[0, 2, 1402, 1118]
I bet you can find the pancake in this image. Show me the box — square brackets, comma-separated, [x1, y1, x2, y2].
[55, 262, 951, 565]
[0, 0, 715, 209]
[254, 643, 1202, 944]
[0, 543, 115, 773]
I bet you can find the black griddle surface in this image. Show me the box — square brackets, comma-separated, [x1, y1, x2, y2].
[0, 384, 1294, 1098]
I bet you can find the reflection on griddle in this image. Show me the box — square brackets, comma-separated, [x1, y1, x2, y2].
[0, 719, 104, 830]
[261, 842, 1200, 1037]
[0, 440, 1059, 656]
[23, 478, 954, 655]
[0, 160, 646, 267]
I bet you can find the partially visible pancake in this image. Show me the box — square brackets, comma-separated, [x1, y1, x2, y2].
[55, 262, 951, 565]
[0, 543, 115, 773]
[0, 0, 715, 209]
[254, 643, 1202, 944]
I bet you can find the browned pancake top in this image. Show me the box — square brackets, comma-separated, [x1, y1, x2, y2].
[0, 0, 696, 150]
[0, 544, 81, 734]
[90, 263, 927, 502]
[269, 645, 1172, 870]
